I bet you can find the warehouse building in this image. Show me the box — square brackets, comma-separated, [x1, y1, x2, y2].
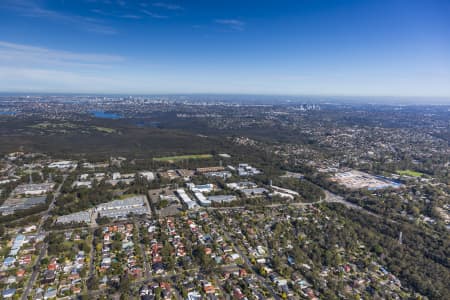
[96, 195, 150, 218]
[56, 210, 92, 224]
[176, 189, 198, 209]
[207, 195, 236, 203]
[13, 183, 53, 196]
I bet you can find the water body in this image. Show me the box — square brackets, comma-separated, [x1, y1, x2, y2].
[90, 110, 122, 119]
[134, 120, 161, 128]
[0, 111, 15, 116]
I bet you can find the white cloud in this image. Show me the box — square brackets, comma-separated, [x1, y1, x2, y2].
[152, 2, 183, 10]
[2, 0, 117, 35]
[0, 41, 124, 70]
[121, 14, 142, 19]
[0, 67, 128, 93]
[215, 19, 245, 31]
[141, 9, 168, 19]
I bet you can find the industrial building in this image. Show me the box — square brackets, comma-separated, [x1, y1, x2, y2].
[56, 210, 92, 224]
[0, 196, 47, 215]
[72, 181, 92, 189]
[204, 171, 232, 179]
[237, 163, 262, 177]
[332, 170, 402, 190]
[270, 185, 300, 200]
[48, 160, 77, 169]
[194, 192, 211, 206]
[207, 195, 237, 204]
[227, 181, 258, 190]
[242, 188, 268, 198]
[13, 183, 54, 196]
[196, 166, 224, 174]
[105, 178, 135, 186]
[176, 189, 198, 209]
[139, 171, 155, 181]
[96, 195, 150, 218]
[186, 183, 214, 193]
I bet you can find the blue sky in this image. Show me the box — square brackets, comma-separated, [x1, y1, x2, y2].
[0, 0, 449, 97]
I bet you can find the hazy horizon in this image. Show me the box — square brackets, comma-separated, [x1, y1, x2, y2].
[1, 92, 450, 105]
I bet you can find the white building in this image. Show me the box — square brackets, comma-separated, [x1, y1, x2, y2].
[96, 195, 149, 219]
[176, 189, 198, 209]
[13, 183, 53, 196]
[187, 183, 214, 193]
[238, 163, 261, 177]
[194, 192, 211, 206]
[48, 161, 77, 169]
[72, 181, 92, 189]
[207, 195, 236, 203]
[242, 188, 268, 197]
[56, 210, 92, 224]
[270, 185, 299, 199]
[139, 171, 155, 181]
[227, 181, 258, 190]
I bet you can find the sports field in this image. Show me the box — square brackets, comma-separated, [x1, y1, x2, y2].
[397, 170, 424, 177]
[153, 154, 213, 162]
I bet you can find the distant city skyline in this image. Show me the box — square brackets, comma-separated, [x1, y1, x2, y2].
[1, 0, 450, 98]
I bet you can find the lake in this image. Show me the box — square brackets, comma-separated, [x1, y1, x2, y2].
[90, 110, 122, 119]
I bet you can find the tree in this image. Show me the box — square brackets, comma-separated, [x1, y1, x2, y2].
[119, 273, 130, 294]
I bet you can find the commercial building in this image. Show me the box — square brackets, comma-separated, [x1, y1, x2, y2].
[207, 195, 236, 203]
[176, 169, 195, 179]
[105, 178, 135, 186]
[237, 163, 261, 177]
[0, 196, 46, 215]
[242, 188, 268, 198]
[48, 160, 77, 169]
[196, 166, 224, 174]
[96, 195, 150, 219]
[82, 162, 109, 169]
[227, 181, 258, 191]
[270, 185, 300, 200]
[204, 171, 232, 179]
[13, 183, 53, 196]
[194, 192, 211, 206]
[72, 181, 92, 189]
[158, 170, 180, 180]
[139, 171, 155, 181]
[332, 170, 402, 190]
[186, 183, 214, 193]
[176, 189, 198, 209]
[56, 210, 92, 224]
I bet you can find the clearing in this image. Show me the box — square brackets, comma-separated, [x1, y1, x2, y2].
[153, 154, 213, 162]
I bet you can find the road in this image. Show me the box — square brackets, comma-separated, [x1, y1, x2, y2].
[220, 219, 281, 300]
[87, 228, 96, 282]
[20, 175, 67, 300]
[17, 177, 395, 300]
[134, 220, 151, 281]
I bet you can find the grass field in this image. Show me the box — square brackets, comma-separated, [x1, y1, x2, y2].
[93, 126, 116, 133]
[30, 122, 77, 129]
[397, 169, 424, 177]
[153, 154, 213, 162]
[30, 123, 116, 134]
